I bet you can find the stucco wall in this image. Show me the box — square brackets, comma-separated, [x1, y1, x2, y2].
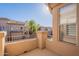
[46, 40, 79, 56]
[5, 38, 38, 56]
[46, 4, 79, 56]
[0, 31, 6, 56]
[0, 32, 4, 56]
[37, 31, 47, 49]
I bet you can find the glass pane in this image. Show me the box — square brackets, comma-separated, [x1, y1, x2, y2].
[59, 4, 76, 44]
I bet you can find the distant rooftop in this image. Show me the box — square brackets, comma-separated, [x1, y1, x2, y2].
[7, 20, 25, 25]
[0, 17, 25, 25]
[0, 17, 10, 21]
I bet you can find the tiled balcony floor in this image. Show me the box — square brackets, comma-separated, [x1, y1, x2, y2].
[20, 48, 59, 56]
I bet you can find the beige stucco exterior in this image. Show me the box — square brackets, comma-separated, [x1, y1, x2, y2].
[1, 4, 79, 56]
[5, 31, 48, 56]
[37, 31, 47, 49]
[0, 31, 6, 56]
[5, 38, 38, 56]
[46, 3, 79, 55]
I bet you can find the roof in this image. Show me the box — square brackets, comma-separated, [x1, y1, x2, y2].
[0, 17, 25, 25]
[0, 17, 10, 21]
[7, 20, 25, 25]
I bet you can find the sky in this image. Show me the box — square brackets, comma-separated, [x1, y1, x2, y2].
[0, 3, 52, 27]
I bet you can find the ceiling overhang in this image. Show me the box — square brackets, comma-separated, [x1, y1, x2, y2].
[47, 3, 64, 13]
[48, 3, 63, 9]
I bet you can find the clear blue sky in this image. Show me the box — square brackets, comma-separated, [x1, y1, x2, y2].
[0, 3, 52, 27]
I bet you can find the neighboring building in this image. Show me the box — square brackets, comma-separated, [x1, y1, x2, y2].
[0, 18, 10, 31]
[47, 27, 52, 37]
[47, 3, 79, 55]
[0, 18, 25, 42]
[7, 20, 25, 41]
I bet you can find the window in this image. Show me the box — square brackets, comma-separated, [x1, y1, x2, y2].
[20, 27, 23, 30]
[0, 26, 2, 30]
[67, 24, 76, 36]
[59, 4, 76, 44]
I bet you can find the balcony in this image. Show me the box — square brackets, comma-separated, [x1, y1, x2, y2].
[3, 31, 56, 56]
[5, 38, 59, 56]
